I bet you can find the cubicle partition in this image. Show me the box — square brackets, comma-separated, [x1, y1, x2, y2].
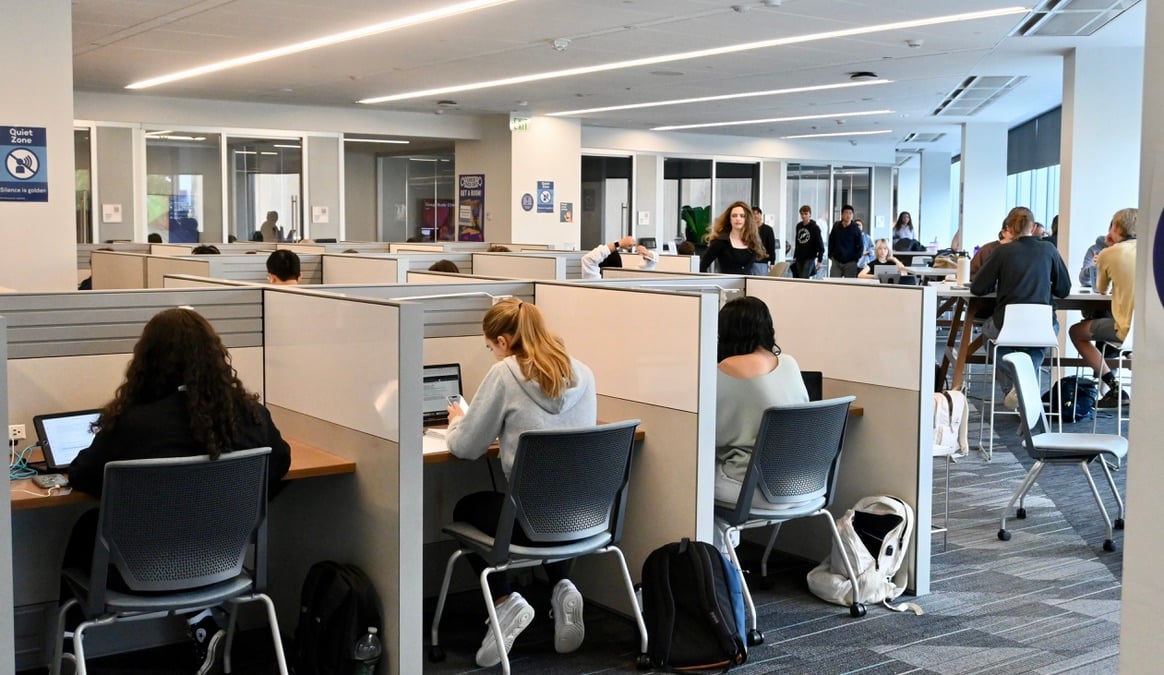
[276, 243, 325, 255]
[321, 254, 401, 284]
[149, 243, 277, 256]
[471, 252, 564, 279]
[0, 317, 13, 668]
[321, 242, 392, 254]
[143, 254, 323, 288]
[90, 251, 149, 289]
[744, 277, 935, 595]
[77, 244, 148, 283]
[145, 255, 210, 287]
[652, 255, 701, 273]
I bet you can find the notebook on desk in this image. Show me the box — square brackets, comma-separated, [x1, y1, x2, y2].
[422, 363, 463, 427]
[33, 409, 101, 470]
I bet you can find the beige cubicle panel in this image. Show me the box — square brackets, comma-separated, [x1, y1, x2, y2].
[389, 243, 444, 253]
[471, 253, 563, 279]
[90, 251, 148, 289]
[321, 254, 402, 284]
[744, 276, 936, 595]
[277, 243, 326, 254]
[654, 254, 701, 273]
[145, 256, 210, 288]
[148, 243, 198, 256]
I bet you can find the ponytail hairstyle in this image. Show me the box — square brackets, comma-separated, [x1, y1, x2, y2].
[482, 298, 575, 399]
[1003, 206, 1036, 237]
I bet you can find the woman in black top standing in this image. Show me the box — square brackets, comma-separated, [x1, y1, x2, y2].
[700, 201, 768, 274]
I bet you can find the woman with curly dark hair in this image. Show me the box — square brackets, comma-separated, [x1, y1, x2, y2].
[66, 307, 290, 674]
[700, 201, 768, 275]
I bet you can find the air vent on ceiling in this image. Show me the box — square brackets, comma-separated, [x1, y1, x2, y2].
[900, 132, 946, 143]
[932, 76, 1027, 117]
[1014, 0, 1140, 37]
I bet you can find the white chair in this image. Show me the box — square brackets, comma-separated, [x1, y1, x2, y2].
[979, 304, 1062, 461]
[1092, 313, 1134, 437]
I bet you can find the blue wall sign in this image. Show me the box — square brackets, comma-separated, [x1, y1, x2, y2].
[0, 126, 48, 202]
[537, 180, 554, 214]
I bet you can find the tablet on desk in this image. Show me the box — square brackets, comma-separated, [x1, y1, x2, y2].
[33, 409, 101, 471]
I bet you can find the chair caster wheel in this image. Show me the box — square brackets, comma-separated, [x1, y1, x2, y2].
[636, 653, 652, 670]
[747, 629, 764, 646]
[850, 603, 867, 618]
[998, 529, 1011, 541]
[1016, 507, 1026, 519]
[1103, 539, 1115, 552]
[428, 645, 445, 662]
[1114, 518, 1125, 530]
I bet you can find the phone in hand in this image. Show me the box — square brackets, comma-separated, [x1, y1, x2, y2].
[447, 394, 469, 413]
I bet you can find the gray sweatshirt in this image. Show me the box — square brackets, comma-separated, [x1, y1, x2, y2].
[446, 355, 597, 477]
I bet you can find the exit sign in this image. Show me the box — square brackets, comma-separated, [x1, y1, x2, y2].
[509, 115, 530, 132]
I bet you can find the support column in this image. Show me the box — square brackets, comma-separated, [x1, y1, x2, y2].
[958, 124, 1007, 251]
[0, 0, 75, 291]
[759, 160, 787, 254]
[919, 150, 952, 247]
[634, 154, 665, 246]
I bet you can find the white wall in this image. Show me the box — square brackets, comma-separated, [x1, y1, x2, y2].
[343, 147, 377, 241]
[920, 150, 952, 247]
[510, 116, 582, 248]
[896, 159, 921, 235]
[0, 0, 76, 292]
[307, 136, 341, 241]
[959, 124, 1007, 250]
[454, 116, 512, 242]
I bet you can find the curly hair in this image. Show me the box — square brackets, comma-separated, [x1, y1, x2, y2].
[705, 201, 767, 260]
[97, 308, 261, 460]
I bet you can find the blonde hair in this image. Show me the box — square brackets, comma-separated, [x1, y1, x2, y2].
[705, 201, 767, 260]
[1111, 208, 1138, 238]
[482, 298, 574, 399]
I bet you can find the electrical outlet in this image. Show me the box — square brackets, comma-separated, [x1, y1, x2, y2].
[8, 424, 25, 441]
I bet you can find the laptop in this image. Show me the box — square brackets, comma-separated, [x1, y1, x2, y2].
[422, 364, 463, 427]
[33, 409, 101, 471]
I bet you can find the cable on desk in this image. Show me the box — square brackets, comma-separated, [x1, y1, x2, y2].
[9, 440, 41, 480]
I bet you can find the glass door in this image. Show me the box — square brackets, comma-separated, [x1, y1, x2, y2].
[664, 158, 713, 251]
[145, 130, 221, 243]
[74, 128, 93, 243]
[227, 136, 302, 242]
[581, 155, 632, 250]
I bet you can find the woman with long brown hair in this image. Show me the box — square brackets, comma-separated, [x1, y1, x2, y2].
[700, 201, 768, 274]
[445, 298, 596, 668]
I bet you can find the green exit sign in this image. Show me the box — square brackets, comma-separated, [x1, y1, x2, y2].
[509, 116, 530, 131]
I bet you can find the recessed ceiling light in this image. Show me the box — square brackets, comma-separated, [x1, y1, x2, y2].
[782, 129, 895, 140]
[547, 79, 891, 117]
[359, 7, 1027, 104]
[344, 138, 410, 144]
[126, 0, 516, 89]
[652, 109, 892, 132]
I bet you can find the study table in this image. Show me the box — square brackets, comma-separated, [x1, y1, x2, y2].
[9, 438, 355, 511]
[936, 286, 1113, 389]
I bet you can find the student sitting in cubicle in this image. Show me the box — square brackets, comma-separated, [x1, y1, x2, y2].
[444, 298, 597, 667]
[266, 249, 301, 285]
[701, 202, 768, 275]
[192, 244, 220, 254]
[428, 259, 461, 273]
[713, 297, 809, 549]
[857, 239, 908, 279]
[65, 307, 291, 675]
[580, 235, 658, 279]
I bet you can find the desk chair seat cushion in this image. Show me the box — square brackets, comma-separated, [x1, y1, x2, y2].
[442, 522, 612, 560]
[1027, 432, 1128, 460]
[63, 568, 256, 613]
[714, 494, 826, 520]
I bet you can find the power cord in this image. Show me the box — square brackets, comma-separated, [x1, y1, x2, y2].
[9, 439, 40, 480]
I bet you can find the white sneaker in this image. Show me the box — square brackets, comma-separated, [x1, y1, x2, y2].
[475, 592, 535, 668]
[1003, 388, 1019, 411]
[551, 579, 585, 654]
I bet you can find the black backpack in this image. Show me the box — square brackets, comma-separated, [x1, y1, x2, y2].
[641, 539, 747, 671]
[1043, 376, 1098, 423]
[292, 561, 382, 675]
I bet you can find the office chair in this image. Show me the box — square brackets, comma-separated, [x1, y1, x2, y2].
[428, 421, 649, 674]
[998, 353, 1126, 552]
[715, 396, 863, 643]
[1092, 312, 1134, 437]
[51, 448, 288, 675]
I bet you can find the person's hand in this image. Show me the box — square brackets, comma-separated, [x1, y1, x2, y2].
[1093, 252, 1102, 265]
[887, 254, 899, 264]
[618, 235, 637, 250]
[447, 404, 465, 422]
[635, 244, 653, 258]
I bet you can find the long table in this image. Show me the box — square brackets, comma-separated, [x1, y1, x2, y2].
[937, 286, 1113, 389]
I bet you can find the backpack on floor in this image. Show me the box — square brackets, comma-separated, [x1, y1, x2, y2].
[641, 538, 747, 670]
[292, 561, 383, 675]
[806, 496, 923, 615]
[933, 390, 969, 458]
[1042, 376, 1097, 423]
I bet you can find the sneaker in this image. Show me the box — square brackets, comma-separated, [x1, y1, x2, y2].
[190, 616, 225, 675]
[551, 579, 585, 654]
[1003, 388, 1019, 411]
[475, 592, 535, 668]
[1097, 385, 1129, 409]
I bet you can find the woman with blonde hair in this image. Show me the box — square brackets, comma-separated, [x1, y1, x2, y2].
[700, 201, 768, 274]
[446, 298, 597, 667]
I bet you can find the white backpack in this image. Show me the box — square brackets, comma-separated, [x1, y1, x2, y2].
[807, 495, 923, 614]
[933, 390, 969, 458]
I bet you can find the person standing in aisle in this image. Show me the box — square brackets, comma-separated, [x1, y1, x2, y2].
[753, 205, 777, 271]
[827, 205, 864, 278]
[700, 202, 768, 275]
[792, 205, 824, 278]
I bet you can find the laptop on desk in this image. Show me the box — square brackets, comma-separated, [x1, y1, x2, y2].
[422, 363, 463, 427]
[33, 409, 101, 471]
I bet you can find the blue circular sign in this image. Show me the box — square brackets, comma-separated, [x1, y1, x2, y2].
[1154, 207, 1164, 309]
[520, 193, 534, 212]
[5, 148, 39, 180]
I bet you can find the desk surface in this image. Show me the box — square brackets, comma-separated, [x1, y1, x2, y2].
[10, 439, 354, 511]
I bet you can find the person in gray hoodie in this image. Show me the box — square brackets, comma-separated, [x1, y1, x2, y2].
[1079, 234, 1108, 288]
[445, 297, 597, 667]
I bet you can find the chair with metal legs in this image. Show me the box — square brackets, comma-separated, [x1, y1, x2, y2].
[1092, 313, 1134, 437]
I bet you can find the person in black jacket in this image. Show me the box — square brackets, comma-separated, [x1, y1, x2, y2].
[827, 205, 864, 278]
[792, 205, 824, 278]
[66, 307, 291, 675]
[971, 206, 1071, 400]
[753, 205, 777, 269]
[700, 201, 767, 275]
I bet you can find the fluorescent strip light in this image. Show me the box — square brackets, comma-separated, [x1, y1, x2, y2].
[273, 143, 301, 149]
[360, 6, 1028, 104]
[144, 130, 174, 137]
[344, 138, 411, 144]
[260, 151, 278, 155]
[652, 109, 892, 132]
[233, 150, 257, 155]
[548, 79, 891, 117]
[146, 134, 207, 141]
[782, 130, 895, 139]
[126, 0, 516, 90]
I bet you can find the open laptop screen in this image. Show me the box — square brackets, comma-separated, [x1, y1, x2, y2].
[33, 409, 101, 470]
[422, 364, 463, 426]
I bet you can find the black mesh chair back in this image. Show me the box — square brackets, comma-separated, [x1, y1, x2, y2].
[502, 420, 639, 547]
[723, 397, 855, 525]
[95, 447, 270, 596]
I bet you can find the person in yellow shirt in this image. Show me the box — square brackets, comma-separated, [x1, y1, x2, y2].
[1068, 207, 1137, 408]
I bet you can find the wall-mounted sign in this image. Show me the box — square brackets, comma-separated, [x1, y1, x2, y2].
[520, 193, 534, 212]
[560, 202, 573, 223]
[458, 174, 485, 241]
[509, 114, 530, 132]
[536, 180, 554, 214]
[1, 125, 47, 202]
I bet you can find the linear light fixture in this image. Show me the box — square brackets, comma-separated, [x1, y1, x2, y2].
[273, 143, 301, 149]
[125, 0, 517, 90]
[359, 6, 1029, 104]
[782, 129, 895, 139]
[652, 109, 892, 132]
[145, 134, 207, 141]
[344, 138, 411, 144]
[547, 79, 892, 117]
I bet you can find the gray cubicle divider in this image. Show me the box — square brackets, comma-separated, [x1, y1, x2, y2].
[260, 287, 423, 675]
[3, 288, 266, 670]
[145, 254, 323, 288]
[77, 243, 148, 275]
[396, 252, 474, 275]
[0, 316, 13, 673]
[149, 243, 277, 256]
[744, 277, 936, 596]
[533, 282, 720, 614]
[471, 252, 564, 279]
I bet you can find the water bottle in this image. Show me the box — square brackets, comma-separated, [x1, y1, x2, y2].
[353, 627, 382, 675]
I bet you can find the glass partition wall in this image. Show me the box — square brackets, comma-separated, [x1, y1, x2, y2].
[145, 130, 221, 243]
[74, 128, 93, 243]
[376, 152, 455, 241]
[227, 137, 302, 243]
[581, 155, 632, 250]
[664, 158, 713, 250]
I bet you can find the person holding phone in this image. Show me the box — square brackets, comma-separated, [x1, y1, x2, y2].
[580, 235, 657, 279]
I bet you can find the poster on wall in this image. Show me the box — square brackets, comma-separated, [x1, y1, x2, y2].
[537, 180, 554, 213]
[1, 125, 48, 203]
[560, 202, 573, 223]
[458, 174, 485, 241]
